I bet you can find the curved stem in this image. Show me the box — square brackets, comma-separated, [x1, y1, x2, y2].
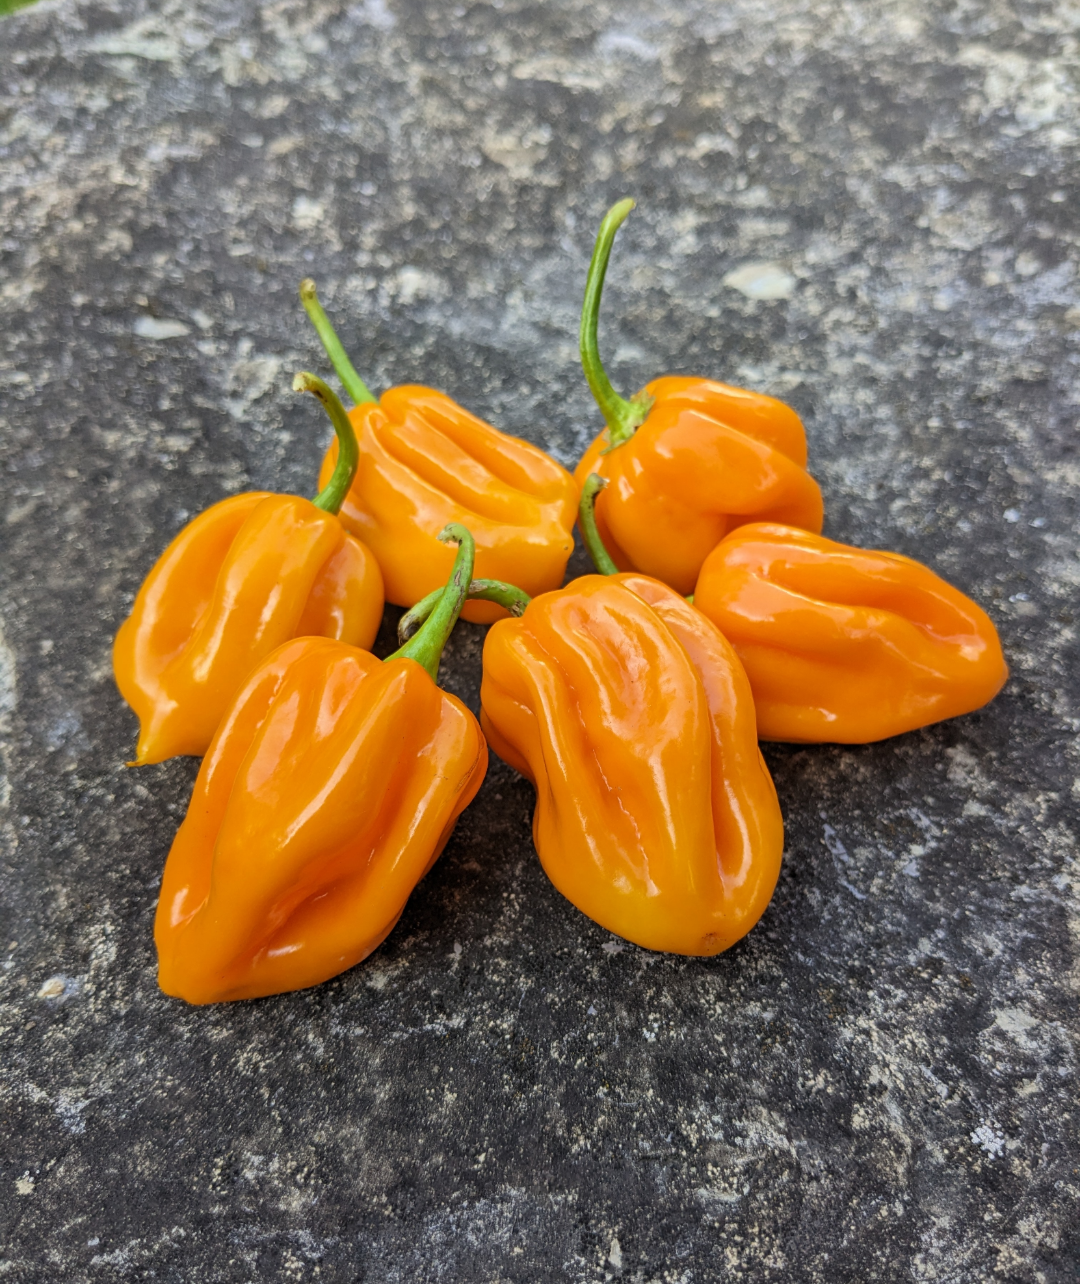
[397, 578, 532, 645]
[294, 373, 360, 515]
[579, 473, 619, 576]
[579, 199, 654, 449]
[397, 590, 443, 645]
[299, 278, 377, 406]
[387, 526, 475, 682]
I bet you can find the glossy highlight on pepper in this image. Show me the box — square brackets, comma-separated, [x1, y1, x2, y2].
[303, 279, 578, 623]
[573, 200, 823, 595]
[155, 525, 488, 1004]
[113, 373, 384, 765]
[693, 522, 1008, 743]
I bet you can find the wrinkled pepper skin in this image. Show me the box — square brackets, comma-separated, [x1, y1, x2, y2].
[573, 376, 824, 596]
[693, 523, 1008, 743]
[113, 493, 384, 765]
[155, 636, 487, 1003]
[480, 573, 784, 955]
[318, 386, 578, 623]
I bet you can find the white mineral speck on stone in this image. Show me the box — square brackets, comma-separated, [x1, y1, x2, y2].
[971, 1124, 1005, 1158]
[0, 620, 15, 728]
[291, 196, 326, 231]
[133, 317, 191, 340]
[994, 1008, 1039, 1039]
[608, 1236, 623, 1269]
[356, 0, 395, 30]
[722, 262, 796, 300]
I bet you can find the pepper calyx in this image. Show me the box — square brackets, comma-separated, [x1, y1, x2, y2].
[600, 389, 655, 454]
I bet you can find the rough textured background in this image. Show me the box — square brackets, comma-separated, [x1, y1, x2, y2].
[1, 0, 1078, 1279]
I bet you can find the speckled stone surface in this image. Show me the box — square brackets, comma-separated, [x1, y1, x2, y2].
[1, 0, 1078, 1279]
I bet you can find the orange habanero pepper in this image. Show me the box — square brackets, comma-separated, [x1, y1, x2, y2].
[412, 479, 782, 957]
[301, 280, 578, 624]
[572, 200, 823, 596]
[113, 374, 384, 765]
[155, 525, 487, 1004]
[693, 522, 1008, 743]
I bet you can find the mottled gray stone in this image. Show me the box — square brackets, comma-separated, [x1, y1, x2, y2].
[1, 0, 1078, 1279]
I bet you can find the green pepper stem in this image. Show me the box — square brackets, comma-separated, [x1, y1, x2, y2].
[299, 278, 377, 406]
[579, 473, 619, 576]
[293, 373, 360, 515]
[579, 199, 655, 449]
[397, 578, 532, 645]
[387, 526, 475, 682]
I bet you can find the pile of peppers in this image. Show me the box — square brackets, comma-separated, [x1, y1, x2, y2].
[114, 199, 1007, 1004]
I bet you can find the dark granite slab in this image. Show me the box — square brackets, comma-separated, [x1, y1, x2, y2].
[1, 0, 1077, 1278]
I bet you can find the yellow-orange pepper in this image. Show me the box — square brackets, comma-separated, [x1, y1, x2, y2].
[113, 374, 384, 764]
[476, 538, 783, 955]
[572, 201, 823, 595]
[155, 526, 487, 1004]
[302, 280, 578, 623]
[693, 522, 1008, 743]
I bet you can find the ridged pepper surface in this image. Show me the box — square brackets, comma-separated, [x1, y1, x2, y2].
[572, 201, 822, 596]
[113, 374, 383, 765]
[155, 526, 487, 1004]
[302, 280, 578, 623]
[693, 522, 1008, 743]
[479, 571, 784, 956]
